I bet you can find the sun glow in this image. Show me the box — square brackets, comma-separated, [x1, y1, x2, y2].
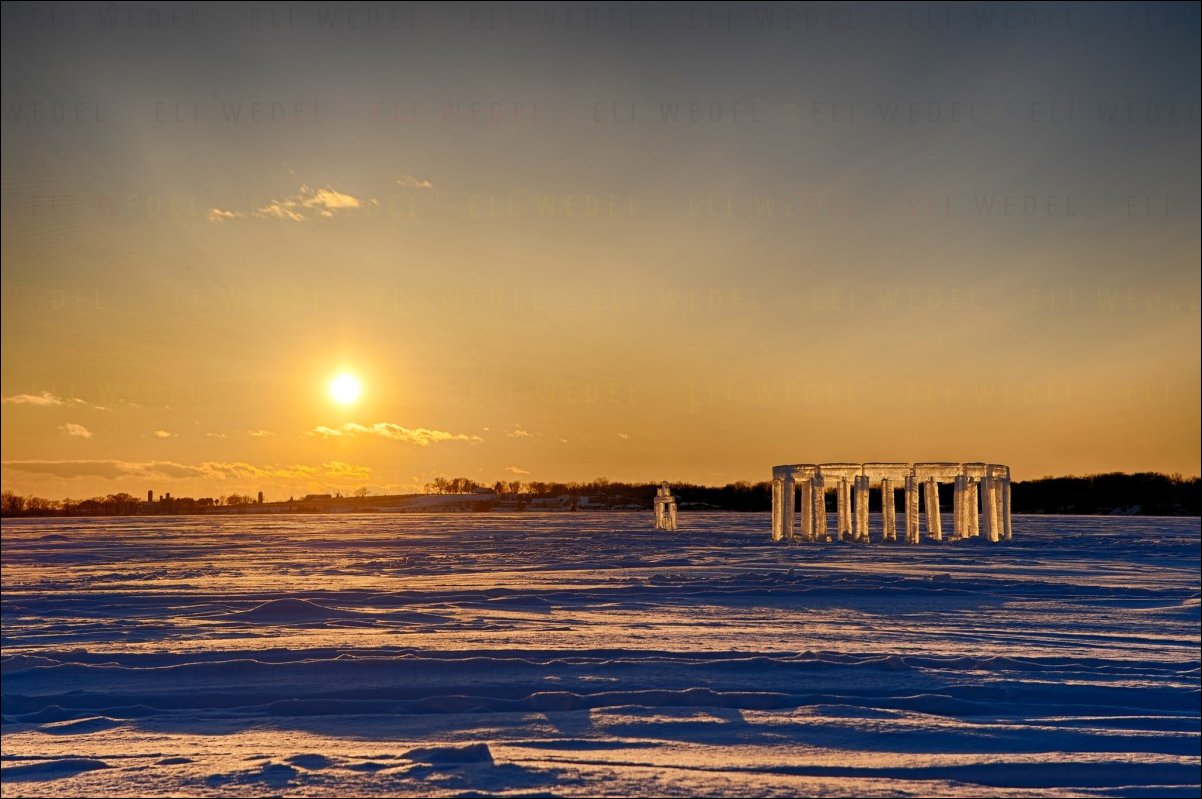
[329, 373, 363, 405]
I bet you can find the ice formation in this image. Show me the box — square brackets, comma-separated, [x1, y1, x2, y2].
[654, 482, 678, 531]
[771, 462, 1012, 543]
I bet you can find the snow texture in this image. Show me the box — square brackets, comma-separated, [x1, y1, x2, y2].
[1, 512, 1199, 796]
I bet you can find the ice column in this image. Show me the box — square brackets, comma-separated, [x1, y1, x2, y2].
[978, 478, 990, 540]
[953, 475, 967, 538]
[981, 477, 998, 542]
[881, 478, 896, 541]
[1002, 477, 1012, 540]
[781, 475, 795, 541]
[924, 478, 942, 540]
[904, 475, 920, 544]
[771, 477, 784, 541]
[654, 482, 678, 531]
[811, 475, 826, 540]
[967, 480, 980, 537]
[990, 478, 1002, 542]
[854, 474, 869, 542]
[799, 479, 814, 541]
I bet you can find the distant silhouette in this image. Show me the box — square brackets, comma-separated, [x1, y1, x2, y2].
[1, 473, 1196, 517]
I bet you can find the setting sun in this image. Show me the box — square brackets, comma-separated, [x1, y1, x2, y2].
[329, 373, 363, 406]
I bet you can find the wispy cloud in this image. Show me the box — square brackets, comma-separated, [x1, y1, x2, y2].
[506, 424, 533, 438]
[4, 460, 189, 480]
[5, 391, 69, 406]
[505, 465, 530, 475]
[617, 432, 629, 440]
[3, 391, 100, 408]
[201, 460, 372, 481]
[247, 429, 273, 438]
[208, 183, 377, 223]
[311, 422, 483, 446]
[59, 423, 93, 439]
[397, 175, 433, 189]
[153, 430, 175, 438]
[1, 459, 371, 481]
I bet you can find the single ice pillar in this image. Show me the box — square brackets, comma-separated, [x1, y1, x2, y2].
[837, 478, 852, 540]
[967, 480, 980, 537]
[781, 475, 795, 541]
[1002, 478, 1012, 540]
[990, 478, 1002, 542]
[854, 474, 869, 542]
[924, 478, 942, 541]
[881, 478, 896, 541]
[953, 475, 967, 538]
[799, 479, 814, 540]
[904, 475, 920, 544]
[811, 476, 826, 540]
[771, 477, 784, 541]
[981, 477, 998, 542]
[654, 482, 678, 531]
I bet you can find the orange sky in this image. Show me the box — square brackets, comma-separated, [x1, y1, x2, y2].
[2, 3, 1199, 500]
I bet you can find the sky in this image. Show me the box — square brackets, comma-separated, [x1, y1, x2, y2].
[1, 1, 1199, 500]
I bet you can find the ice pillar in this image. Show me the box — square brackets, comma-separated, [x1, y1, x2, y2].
[924, 479, 942, 541]
[854, 475, 869, 542]
[990, 478, 1003, 542]
[953, 475, 967, 539]
[781, 475, 795, 541]
[967, 480, 980, 537]
[811, 476, 826, 540]
[978, 478, 989, 539]
[799, 479, 814, 541]
[1002, 478, 1012, 540]
[771, 477, 784, 542]
[904, 475, 920, 544]
[981, 477, 998, 542]
[837, 478, 852, 540]
[881, 478, 896, 541]
[653, 483, 678, 531]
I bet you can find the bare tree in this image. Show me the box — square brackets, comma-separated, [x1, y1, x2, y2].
[1, 490, 25, 516]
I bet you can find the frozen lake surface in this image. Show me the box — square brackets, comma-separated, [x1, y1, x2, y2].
[2, 513, 1199, 796]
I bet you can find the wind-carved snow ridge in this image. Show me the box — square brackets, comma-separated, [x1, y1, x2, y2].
[1, 512, 1198, 796]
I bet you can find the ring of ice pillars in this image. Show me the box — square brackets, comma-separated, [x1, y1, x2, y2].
[771, 462, 1012, 543]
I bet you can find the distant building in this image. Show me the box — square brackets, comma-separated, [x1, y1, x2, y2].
[147, 490, 154, 503]
[303, 493, 333, 501]
[257, 491, 264, 504]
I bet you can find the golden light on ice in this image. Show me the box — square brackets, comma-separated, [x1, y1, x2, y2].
[329, 373, 363, 405]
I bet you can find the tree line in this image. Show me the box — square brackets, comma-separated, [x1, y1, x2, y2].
[423, 473, 1199, 515]
[1009, 472, 1199, 515]
[1, 491, 257, 517]
[1, 472, 1197, 517]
